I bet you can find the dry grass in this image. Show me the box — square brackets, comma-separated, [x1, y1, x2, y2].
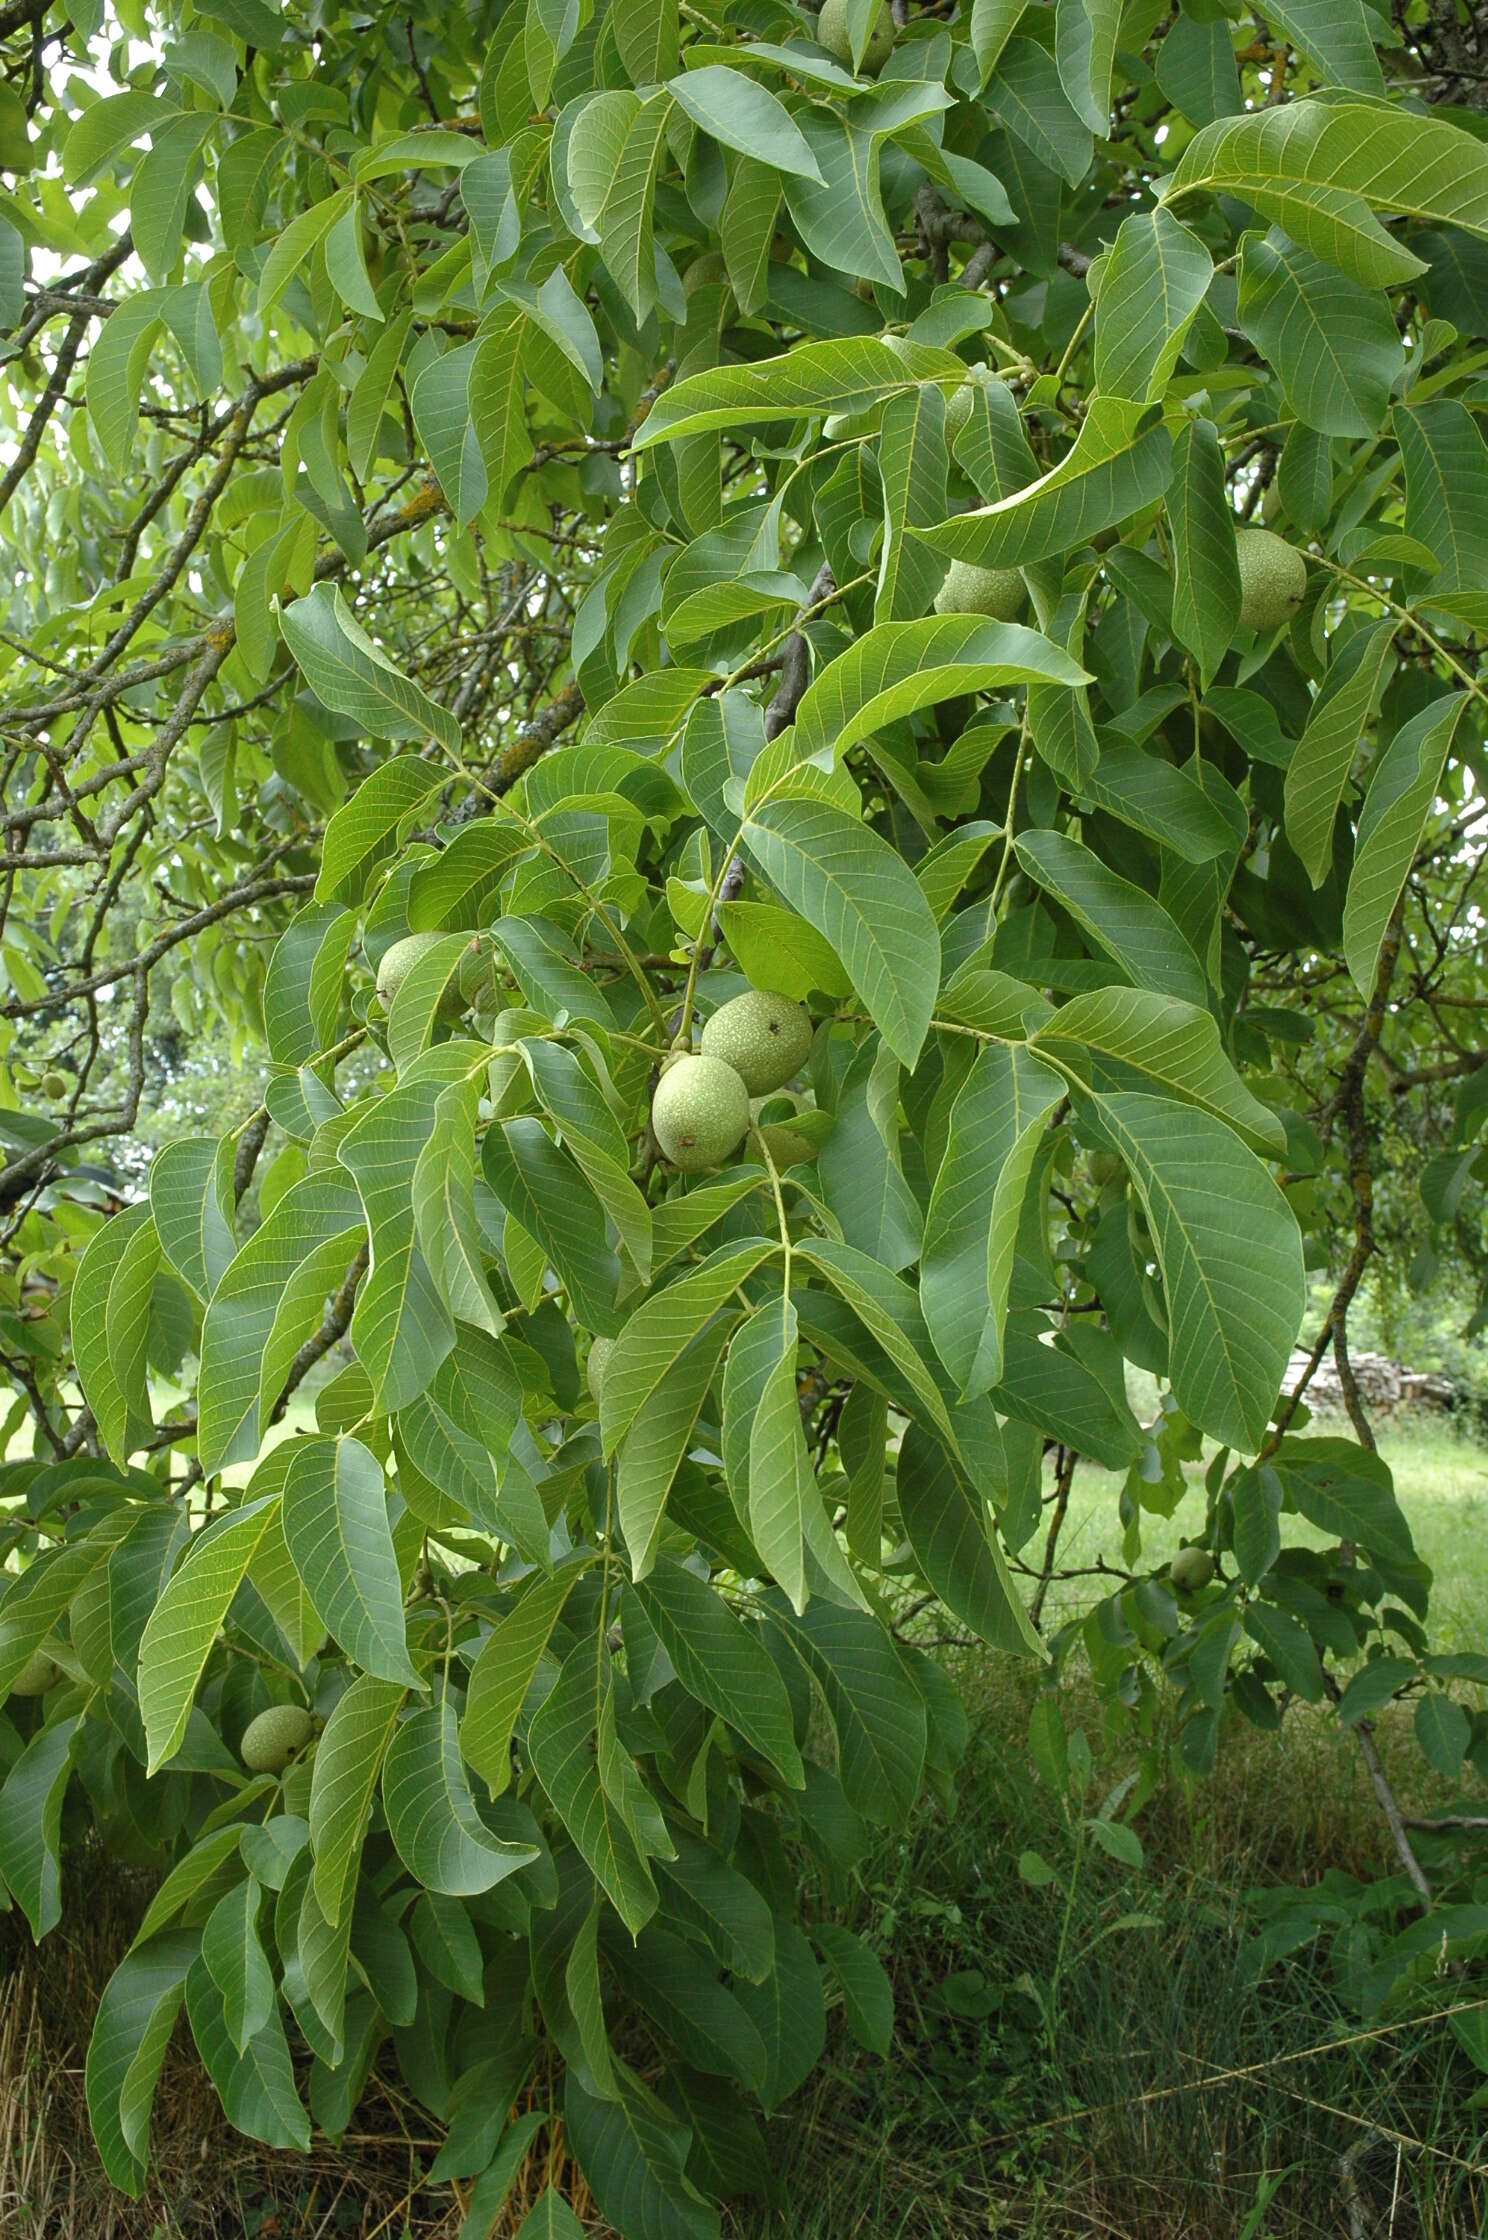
[0, 1851, 607, 2240]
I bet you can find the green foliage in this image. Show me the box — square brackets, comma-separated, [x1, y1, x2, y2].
[0, 0, 1485, 2229]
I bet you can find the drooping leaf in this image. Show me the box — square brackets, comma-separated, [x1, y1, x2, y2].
[1093, 207, 1212, 403]
[185, 1956, 311, 2151]
[263, 903, 356, 1069]
[566, 2064, 721, 2240]
[383, 1697, 538, 1896]
[138, 1497, 283, 1773]
[1030, 985, 1286, 1154]
[85, 1932, 199, 2196]
[741, 799, 942, 1068]
[309, 1674, 406, 1927]
[410, 343, 487, 528]
[813, 1921, 895, 2057]
[764, 1596, 927, 1826]
[282, 584, 460, 754]
[1342, 695, 1467, 997]
[923, 399, 1173, 570]
[196, 1168, 364, 1476]
[1251, 0, 1384, 95]
[315, 755, 445, 906]
[462, 1560, 590, 1792]
[634, 336, 967, 447]
[337, 1051, 474, 1409]
[1282, 619, 1395, 888]
[1166, 419, 1241, 686]
[1237, 230, 1403, 437]
[1013, 828, 1210, 1008]
[896, 1427, 1043, 1657]
[920, 1042, 1063, 1399]
[0, 1713, 78, 1938]
[637, 1556, 805, 1787]
[667, 66, 822, 182]
[527, 1646, 659, 1934]
[1076, 1091, 1305, 1452]
[1055, 0, 1121, 136]
[281, 1437, 423, 1688]
[201, 1876, 275, 2054]
[1394, 400, 1488, 594]
[1165, 102, 1488, 287]
[72, 1203, 158, 1467]
[599, 1243, 774, 1455]
[786, 615, 1088, 770]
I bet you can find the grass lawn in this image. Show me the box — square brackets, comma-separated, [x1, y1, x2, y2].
[737, 1415, 1488, 2239]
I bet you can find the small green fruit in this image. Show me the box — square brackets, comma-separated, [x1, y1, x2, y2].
[587, 1336, 614, 1404]
[1170, 1546, 1215, 1595]
[934, 559, 1025, 621]
[757, 1123, 816, 1168]
[41, 1070, 68, 1099]
[11, 1647, 62, 1696]
[651, 1054, 750, 1173]
[818, 0, 895, 74]
[375, 932, 464, 1021]
[700, 990, 813, 1096]
[240, 1703, 314, 1774]
[1235, 527, 1307, 633]
[945, 382, 976, 440]
[1088, 1149, 1124, 1187]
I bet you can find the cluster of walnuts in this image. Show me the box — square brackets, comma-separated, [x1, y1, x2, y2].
[652, 988, 815, 1174]
[582, 989, 816, 1404]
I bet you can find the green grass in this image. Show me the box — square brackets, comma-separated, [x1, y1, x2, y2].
[737, 1651, 1486, 2237]
[728, 1418, 1488, 2239]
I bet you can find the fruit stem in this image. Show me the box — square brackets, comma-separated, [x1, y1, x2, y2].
[752, 1123, 793, 1304]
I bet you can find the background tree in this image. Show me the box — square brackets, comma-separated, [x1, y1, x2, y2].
[0, 0, 1486, 2228]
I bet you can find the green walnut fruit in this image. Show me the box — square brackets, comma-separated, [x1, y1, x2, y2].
[240, 1703, 314, 1774]
[1088, 1148, 1124, 1187]
[651, 1054, 750, 1173]
[11, 1647, 63, 1696]
[1235, 527, 1307, 633]
[700, 989, 813, 1096]
[41, 1070, 68, 1098]
[934, 559, 1025, 621]
[1170, 1546, 1216, 1595]
[818, 0, 895, 74]
[587, 1335, 614, 1404]
[945, 381, 977, 440]
[757, 1122, 817, 1168]
[375, 932, 465, 1021]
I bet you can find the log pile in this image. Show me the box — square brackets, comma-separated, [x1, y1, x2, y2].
[1282, 1350, 1460, 1415]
